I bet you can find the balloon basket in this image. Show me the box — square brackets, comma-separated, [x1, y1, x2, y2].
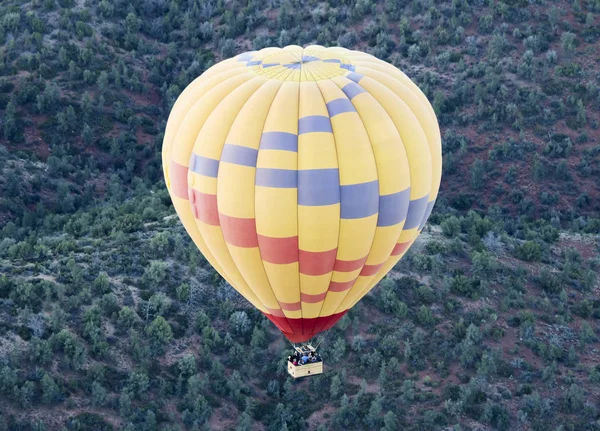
[287, 344, 324, 379]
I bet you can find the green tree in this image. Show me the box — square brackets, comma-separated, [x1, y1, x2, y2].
[381, 411, 399, 431]
[91, 381, 107, 407]
[250, 326, 266, 349]
[126, 372, 150, 400]
[470, 158, 485, 190]
[118, 307, 140, 329]
[41, 374, 61, 404]
[96, 71, 109, 93]
[144, 411, 157, 431]
[560, 32, 576, 55]
[563, 384, 584, 413]
[330, 336, 347, 363]
[3, 98, 17, 141]
[230, 311, 251, 336]
[98, 0, 113, 17]
[176, 282, 190, 301]
[0, 366, 18, 396]
[441, 216, 461, 237]
[330, 374, 342, 399]
[177, 354, 197, 378]
[82, 124, 94, 146]
[14, 381, 35, 408]
[146, 316, 173, 350]
[532, 154, 546, 182]
[119, 389, 133, 417]
[80, 92, 93, 119]
[416, 305, 435, 327]
[236, 412, 253, 431]
[366, 394, 384, 429]
[516, 241, 542, 262]
[125, 12, 140, 33]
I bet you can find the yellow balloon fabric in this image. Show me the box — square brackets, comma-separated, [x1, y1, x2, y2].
[162, 45, 441, 343]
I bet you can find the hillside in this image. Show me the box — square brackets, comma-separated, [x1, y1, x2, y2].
[0, 0, 599, 430]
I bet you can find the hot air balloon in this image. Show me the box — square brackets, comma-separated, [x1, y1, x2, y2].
[162, 45, 442, 351]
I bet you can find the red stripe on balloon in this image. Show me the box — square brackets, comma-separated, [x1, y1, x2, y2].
[299, 248, 338, 276]
[391, 241, 411, 256]
[257, 235, 298, 264]
[189, 189, 220, 226]
[265, 307, 285, 318]
[333, 255, 368, 272]
[279, 301, 302, 312]
[328, 279, 357, 292]
[170, 161, 189, 200]
[219, 213, 258, 247]
[301, 292, 328, 303]
[360, 262, 384, 276]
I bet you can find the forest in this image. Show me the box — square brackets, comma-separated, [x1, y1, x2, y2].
[0, 0, 599, 430]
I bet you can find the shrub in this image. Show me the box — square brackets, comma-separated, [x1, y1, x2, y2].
[516, 241, 542, 262]
[538, 269, 561, 294]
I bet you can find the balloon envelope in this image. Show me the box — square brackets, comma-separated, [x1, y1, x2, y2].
[162, 45, 441, 343]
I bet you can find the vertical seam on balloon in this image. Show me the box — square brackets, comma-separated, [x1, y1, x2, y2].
[210, 75, 291, 319]
[164, 67, 255, 200]
[300, 51, 326, 341]
[345, 63, 442, 200]
[353, 66, 435, 188]
[355, 65, 437, 230]
[345, 76, 416, 308]
[250, 66, 299, 337]
[302, 77, 344, 339]
[296, 47, 304, 339]
[171, 73, 257, 289]
[299, 63, 340, 340]
[210, 78, 279, 316]
[350, 63, 437, 128]
[164, 65, 255, 168]
[352, 58, 438, 117]
[297, 48, 337, 339]
[324, 77, 381, 324]
[338, 58, 439, 132]
[246, 63, 300, 322]
[343, 75, 429, 310]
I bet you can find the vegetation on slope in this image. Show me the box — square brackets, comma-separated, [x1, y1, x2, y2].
[0, 0, 599, 430]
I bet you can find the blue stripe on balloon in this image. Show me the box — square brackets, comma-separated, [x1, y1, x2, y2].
[256, 168, 297, 188]
[298, 116, 333, 134]
[326, 98, 356, 117]
[418, 200, 436, 230]
[189, 154, 219, 178]
[377, 188, 411, 227]
[346, 72, 364, 83]
[342, 82, 366, 100]
[260, 132, 298, 152]
[220, 144, 258, 167]
[298, 169, 340, 206]
[340, 180, 379, 219]
[404, 195, 430, 230]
